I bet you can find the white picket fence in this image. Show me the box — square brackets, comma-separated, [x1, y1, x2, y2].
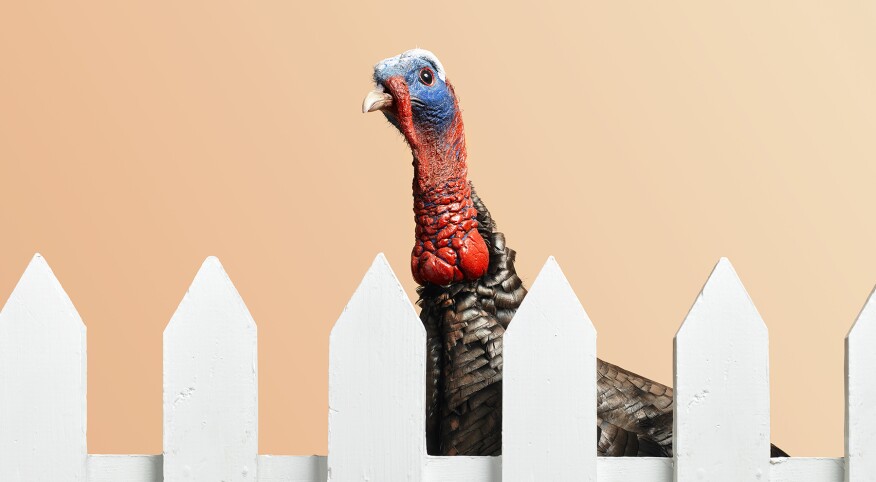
[1, 253, 874, 481]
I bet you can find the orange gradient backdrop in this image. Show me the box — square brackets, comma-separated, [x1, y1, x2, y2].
[2, 1, 875, 457]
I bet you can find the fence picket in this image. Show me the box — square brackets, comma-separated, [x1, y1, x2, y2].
[0, 253, 862, 480]
[845, 287, 876, 482]
[674, 258, 770, 481]
[0, 254, 87, 481]
[503, 257, 597, 481]
[328, 254, 425, 481]
[163, 257, 258, 481]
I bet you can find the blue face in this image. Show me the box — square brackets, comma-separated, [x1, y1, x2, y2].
[373, 51, 457, 133]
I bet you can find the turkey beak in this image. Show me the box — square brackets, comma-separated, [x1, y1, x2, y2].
[363, 90, 393, 113]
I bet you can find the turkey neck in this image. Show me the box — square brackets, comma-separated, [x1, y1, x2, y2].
[411, 112, 470, 216]
[409, 109, 490, 287]
[411, 109, 467, 195]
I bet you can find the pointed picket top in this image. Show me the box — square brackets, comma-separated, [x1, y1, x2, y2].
[505, 256, 597, 338]
[674, 257, 770, 481]
[0, 253, 84, 329]
[163, 256, 258, 334]
[504, 256, 597, 482]
[328, 253, 425, 481]
[845, 286, 876, 481]
[329, 252, 419, 334]
[675, 258, 767, 338]
[846, 286, 876, 339]
[163, 256, 258, 482]
[0, 253, 87, 481]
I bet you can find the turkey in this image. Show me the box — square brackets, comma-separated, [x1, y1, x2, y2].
[362, 48, 787, 458]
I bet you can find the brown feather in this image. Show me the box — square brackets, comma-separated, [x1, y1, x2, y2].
[419, 185, 787, 457]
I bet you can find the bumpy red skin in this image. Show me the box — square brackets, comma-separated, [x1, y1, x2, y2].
[384, 76, 489, 286]
[412, 178, 489, 285]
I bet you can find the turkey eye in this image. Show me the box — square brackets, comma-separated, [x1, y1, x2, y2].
[419, 67, 435, 86]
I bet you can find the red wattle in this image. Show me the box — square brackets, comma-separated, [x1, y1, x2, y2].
[412, 251, 456, 286]
[410, 177, 488, 286]
[458, 230, 489, 279]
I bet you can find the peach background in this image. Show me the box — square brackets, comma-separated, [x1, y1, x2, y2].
[1, 1, 875, 457]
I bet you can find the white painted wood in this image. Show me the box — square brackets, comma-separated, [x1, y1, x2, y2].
[597, 457, 672, 482]
[503, 257, 597, 481]
[770, 457, 844, 482]
[0, 254, 86, 481]
[87, 455, 328, 482]
[674, 258, 771, 481]
[846, 287, 876, 482]
[328, 253, 425, 481]
[424, 456, 501, 482]
[87, 455, 162, 482]
[163, 257, 258, 481]
[79, 455, 846, 481]
[0, 255, 853, 481]
[259, 455, 327, 481]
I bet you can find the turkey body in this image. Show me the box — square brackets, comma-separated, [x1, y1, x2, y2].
[418, 187, 675, 457]
[420, 188, 789, 458]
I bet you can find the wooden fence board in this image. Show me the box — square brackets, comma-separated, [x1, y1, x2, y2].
[674, 258, 770, 481]
[259, 455, 327, 481]
[770, 457, 844, 482]
[163, 257, 258, 481]
[87, 455, 162, 482]
[328, 254, 425, 481]
[503, 257, 597, 481]
[0, 254, 86, 481]
[846, 287, 876, 482]
[78, 455, 848, 481]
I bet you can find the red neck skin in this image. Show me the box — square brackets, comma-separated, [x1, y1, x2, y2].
[385, 77, 490, 286]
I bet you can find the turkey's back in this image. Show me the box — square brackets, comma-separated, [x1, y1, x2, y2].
[417, 186, 789, 458]
[418, 186, 677, 457]
[418, 186, 680, 457]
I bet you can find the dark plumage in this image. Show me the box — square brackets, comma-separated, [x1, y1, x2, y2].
[363, 48, 788, 458]
[419, 186, 678, 457]
[418, 187, 523, 455]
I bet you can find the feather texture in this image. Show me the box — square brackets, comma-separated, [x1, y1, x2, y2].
[419, 186, 521, 456]
[420, 186, 789, 457]
[367, 47, 787, 459]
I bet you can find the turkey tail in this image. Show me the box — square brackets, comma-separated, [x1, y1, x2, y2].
[771, 444, 790, 457]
